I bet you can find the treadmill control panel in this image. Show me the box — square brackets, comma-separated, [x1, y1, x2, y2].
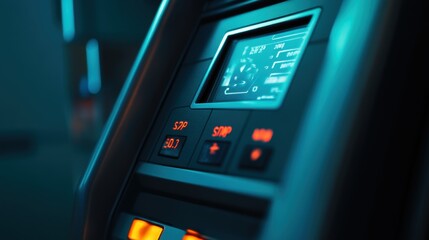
[146, 9, 320, 180]
[111, 6, 330, 240]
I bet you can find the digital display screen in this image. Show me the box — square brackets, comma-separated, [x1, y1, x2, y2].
[192, 10, 319, 109]
[159, 135, 186, 158]
[208, 26, 309, 103]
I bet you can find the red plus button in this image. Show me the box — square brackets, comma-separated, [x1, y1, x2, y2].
[197, 141, 230, 165]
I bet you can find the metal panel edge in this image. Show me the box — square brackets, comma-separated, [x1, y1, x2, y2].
[73, 1, 207, 239]
[137, 162, 277, 199]
[260, 0, 400, 239]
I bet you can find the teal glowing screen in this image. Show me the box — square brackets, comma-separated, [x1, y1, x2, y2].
[209, 26, 309, 103]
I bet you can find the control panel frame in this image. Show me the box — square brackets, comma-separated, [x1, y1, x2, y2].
[191, 8, 321, 109]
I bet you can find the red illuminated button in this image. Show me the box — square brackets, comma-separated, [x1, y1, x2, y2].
[240, 145, 272, 169]
[197, 141, 230, 165]
[159, 136, 186, 158]
[250, 148, 263, 161]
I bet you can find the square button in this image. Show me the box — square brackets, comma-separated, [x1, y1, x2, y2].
[240, 145, 272, 170]
[197, 141, 230, 165]
[159, 136, 186, 158]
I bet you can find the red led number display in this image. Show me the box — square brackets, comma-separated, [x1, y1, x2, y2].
[163, 137, 181, 149]
[159, 135, 186, 158]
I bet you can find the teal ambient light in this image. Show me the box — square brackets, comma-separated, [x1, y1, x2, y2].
[61, 0, 75, 42]
[86, 39, 101, 94]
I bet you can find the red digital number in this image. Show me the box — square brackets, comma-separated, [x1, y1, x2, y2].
[163, 137, 180, 149]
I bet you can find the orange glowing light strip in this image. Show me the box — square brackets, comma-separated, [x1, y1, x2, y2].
[183, 235, 204, 240]
[182, 229, 205, 240]
[128, 219, 163, 240]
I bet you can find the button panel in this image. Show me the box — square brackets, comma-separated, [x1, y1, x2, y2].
[148, 107, 290, 180]
[150, 108, 211, 167]
[227, 124, 277, 178]
[227, 108, 294, 180]
[188, 110, 249, 173]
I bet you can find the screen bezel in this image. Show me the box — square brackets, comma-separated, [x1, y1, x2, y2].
[191, 8, 321, 110]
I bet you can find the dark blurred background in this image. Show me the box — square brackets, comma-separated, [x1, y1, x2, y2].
[0, 0, 159, 238]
